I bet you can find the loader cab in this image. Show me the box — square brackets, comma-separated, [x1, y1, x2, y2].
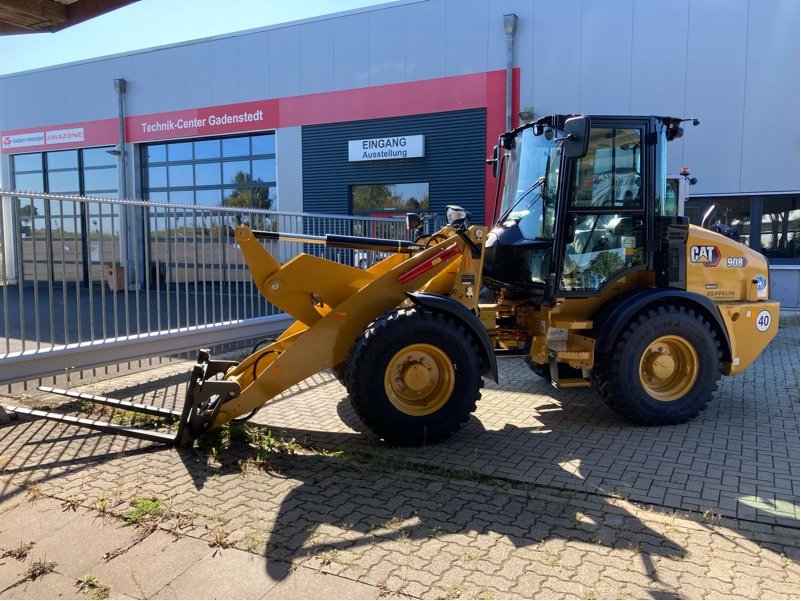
[484, 114, 680, 304]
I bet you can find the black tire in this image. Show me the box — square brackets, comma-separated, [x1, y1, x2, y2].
[346, 307, 483, 445]
[331, 362, 348, 387]
[593, 305, 722, 425]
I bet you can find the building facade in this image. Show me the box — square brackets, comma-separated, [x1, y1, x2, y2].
[0, 0, 798, 306]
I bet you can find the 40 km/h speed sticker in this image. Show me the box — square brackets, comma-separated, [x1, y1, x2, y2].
[756, 310, 772, 332]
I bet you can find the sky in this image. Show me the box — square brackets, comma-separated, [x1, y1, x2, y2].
[0, 0, 399, 76]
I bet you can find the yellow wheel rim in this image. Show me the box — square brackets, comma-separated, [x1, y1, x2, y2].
[384, 343, 455, 416]
[639, 335, 699, 402]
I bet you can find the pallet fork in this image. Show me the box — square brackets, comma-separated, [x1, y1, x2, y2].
[3, 351, 238, 446]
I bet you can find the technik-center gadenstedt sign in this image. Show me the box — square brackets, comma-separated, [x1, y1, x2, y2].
[348, 135, 425, 162]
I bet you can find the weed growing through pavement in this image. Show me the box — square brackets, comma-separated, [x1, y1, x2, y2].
[439, 581, 465, 599]
[61, 496, 83, 512]
[1, 541, 35, 561]
[75, 575, 110, 600]
[0, 558, 57, 593]
[25, 484, 43, 503]
[244, 426, 301, 454]
[23, 559, 57, 581]
[208, 527, 235, 554]
[314, 549, 339, 566]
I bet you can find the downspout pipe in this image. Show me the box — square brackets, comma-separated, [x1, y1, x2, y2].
[114, 78, 127, 200]
[113, 78, 134, 283]
[503, 14, 518, 132]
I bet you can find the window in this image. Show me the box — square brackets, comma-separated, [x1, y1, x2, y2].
[11, 146, 118, 237]
[760, 195, 799, 261]
[351, 183, 429, 215]
[572, 128, 642, 209]
[684, 194, 799, 264]
[142, 133, 277, 210]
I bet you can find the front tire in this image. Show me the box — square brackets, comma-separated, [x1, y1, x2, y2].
[593, 305, 722, 425]
[346, 307, 483, 445]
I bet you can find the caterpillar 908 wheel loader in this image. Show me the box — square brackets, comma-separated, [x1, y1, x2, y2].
[6, 114, 779, 446]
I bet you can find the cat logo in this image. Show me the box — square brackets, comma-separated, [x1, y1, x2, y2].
[690, 245, 720, 267]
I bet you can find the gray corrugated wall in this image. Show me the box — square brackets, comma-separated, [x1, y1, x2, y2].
[301, 108, 487, 223]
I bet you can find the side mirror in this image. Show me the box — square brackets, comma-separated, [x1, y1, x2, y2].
[446, 205, 470, 228]
[406, 213, 422, 231]
[561, 116, 590, 159]
[486, 145, 500, 178]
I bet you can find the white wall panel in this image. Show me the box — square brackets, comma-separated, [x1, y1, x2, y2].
[15, 73, 48, 128]
[368, 7, 407, 86]
[578, 0, 634, 114]
[406, 1, 447, 81]
[333, 12, 370, 90]
[128, 50, 162, 114]
[153, 46, 188, 112]
[276, 126, 303, 213]
[207, 36, 243, 107]
[236, 33, 271, 101]
[683, 0, 748, 195]
[630, 0, 690, 176]
[444, 0, 489, 76]
[268, 26, 301, 98]
[300, 20, 335, 95]
[740, 0, 799, 192]
[528, 0, 582, 115]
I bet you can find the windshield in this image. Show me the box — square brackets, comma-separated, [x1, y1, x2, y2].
[499, 127, 561, 240]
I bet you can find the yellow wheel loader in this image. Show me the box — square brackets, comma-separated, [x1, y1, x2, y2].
[6, 115, 780, 446]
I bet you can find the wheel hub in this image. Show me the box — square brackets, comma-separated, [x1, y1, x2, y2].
[639, 335, 699, 402]
[384, 344, 455, 416]
[400, 360, 432, 392]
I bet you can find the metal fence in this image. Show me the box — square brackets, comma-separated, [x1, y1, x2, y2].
[0, 191, 440, 385]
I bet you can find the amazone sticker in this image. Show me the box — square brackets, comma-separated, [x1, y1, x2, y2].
[754, 274, 767, 298]
[690, 245, 720, 267]
[756, 310, 771, 332]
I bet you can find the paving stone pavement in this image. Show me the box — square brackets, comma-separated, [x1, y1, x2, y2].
[0, 324, 797, 599]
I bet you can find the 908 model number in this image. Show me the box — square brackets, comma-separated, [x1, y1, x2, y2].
[726, 257, 748, 268]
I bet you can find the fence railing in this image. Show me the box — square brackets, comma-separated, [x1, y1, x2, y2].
[0, 191, 440, 384]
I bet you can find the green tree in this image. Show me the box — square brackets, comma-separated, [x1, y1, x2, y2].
[223, 171, 272, 210]
[352, 184, 393, 213]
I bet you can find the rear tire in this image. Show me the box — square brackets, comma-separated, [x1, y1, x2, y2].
[346, 307, 483, 445]
[593, 305, 722, 425]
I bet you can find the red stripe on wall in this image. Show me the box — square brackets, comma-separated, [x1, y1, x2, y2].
[1, 69, 516, 221]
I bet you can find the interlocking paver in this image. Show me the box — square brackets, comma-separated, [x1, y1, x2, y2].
[0, 324, 798, 599]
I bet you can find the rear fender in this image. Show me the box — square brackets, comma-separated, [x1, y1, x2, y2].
[406, 292, 499, 382]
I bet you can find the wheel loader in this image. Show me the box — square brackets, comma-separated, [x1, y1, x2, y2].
[4, 114, 780, 446]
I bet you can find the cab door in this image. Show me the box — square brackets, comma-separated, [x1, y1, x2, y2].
[551, 118, 655, 297]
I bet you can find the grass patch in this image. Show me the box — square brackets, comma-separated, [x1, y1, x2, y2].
[121, 498, 165, 525]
